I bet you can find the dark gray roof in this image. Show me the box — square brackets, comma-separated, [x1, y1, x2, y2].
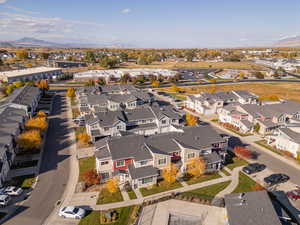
[225, 191, 283, 225]
[94, 145, 111, 160]
[89, 111, 126, 127]
[127, 164, 158, 179]
[99, 84, 137, 93]
[107, 94, 137, 103]
[278, 128, 300, 144]
[4, 86, 40, 106]
[124, 107, 155, 121]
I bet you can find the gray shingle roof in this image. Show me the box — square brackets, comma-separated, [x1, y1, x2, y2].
[278, 128, 300, 144]
[225, 191, 283, 225]
[4, 86, 40, 106]
[127, 164, 158, 179]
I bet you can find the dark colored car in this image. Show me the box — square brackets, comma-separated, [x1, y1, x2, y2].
[287, 189, 300, 201]
[242, 163, 266, 174]
[264, 174, 289, 186]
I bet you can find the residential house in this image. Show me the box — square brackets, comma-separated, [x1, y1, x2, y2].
[94, 125, 228, 189]
[85, 103, 183, 142]
[185, 90, 257, 115]
[225, 191, 297, 225]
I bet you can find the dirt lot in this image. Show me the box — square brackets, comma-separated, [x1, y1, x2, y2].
[160, 82, 300, 103]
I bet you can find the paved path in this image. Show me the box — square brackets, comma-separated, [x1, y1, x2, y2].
[213, 167, 241, 200]
[3, 93, 73, 225]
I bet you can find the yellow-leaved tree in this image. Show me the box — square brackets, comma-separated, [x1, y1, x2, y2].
[25, 117, 48, 133]
[162, 163, 178, 185]
[37, 79, 49, 92]
[17, 130, 42, 151]
[106, 178, 119, 193]
[186, 157, 206, 178]
[185, 113, 198, 126]
[37, 111, 47, 118]
[151, 80, 160, 88]
[66, 88, 75, 98]
[78, 132, 91, 146]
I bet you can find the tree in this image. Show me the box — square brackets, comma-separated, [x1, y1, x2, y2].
[40, 52, 49, 60]
[78, 132, 91, 146]
[185, 113, 198, 126]
[185, 51, 195, 62]
[162, 163, 178, 185]
[25, 117, 48, 133]
[37, 111, 47, 118]
[151, 80, 160, 88]
[187, 157, 206, 178]
[82, 169, 100, 186]
[253, 123, 260, 133]
[85, 51, 96, 63]
[234, 146, 253, 159]
[66, 88, 75, 98]
[252, 182, 264, 191]
[13, 81, 24, 88]
[37, 80, 49, 92]
[119, 52, 128, 62]
[17, 130, 42, 151]
[171, 84, 180, 93]
[16, 49, 29, 60]
[253, 71, 264, 79]
[5, 84, 15, 95]
[106, 178, 119, 193]
[0, 58, 3, 66]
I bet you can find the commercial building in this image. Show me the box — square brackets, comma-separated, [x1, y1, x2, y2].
[0, 67, 62, 83]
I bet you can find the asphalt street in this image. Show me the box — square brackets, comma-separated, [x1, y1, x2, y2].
[3, 93, 72, 225]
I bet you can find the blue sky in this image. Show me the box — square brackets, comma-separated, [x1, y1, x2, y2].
[0, 0, 299, 48]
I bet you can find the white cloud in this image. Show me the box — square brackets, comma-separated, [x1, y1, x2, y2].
[3, 5, 40, 14]
[121, 8, 131, 14]
[0, 0, 8, 4]
[0, 12, 104, 41]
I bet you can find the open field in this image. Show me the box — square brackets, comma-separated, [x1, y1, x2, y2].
[120, 61, 266, 70]
[160, 82, 300, 103]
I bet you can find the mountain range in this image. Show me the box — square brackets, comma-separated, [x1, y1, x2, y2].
[0, 37, 130, 48]
[273, 36, 300, 47]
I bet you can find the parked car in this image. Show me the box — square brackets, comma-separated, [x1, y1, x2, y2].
[287, 189, 300, 201]
[0, 194, 11, 207]
[242, 163, 266, 174]
[264, 174, 289, 186]
[0, 186, 23, 196]
[58, 206, 86, 219]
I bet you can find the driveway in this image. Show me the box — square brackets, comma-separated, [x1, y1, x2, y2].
[3, 92, 73, 225]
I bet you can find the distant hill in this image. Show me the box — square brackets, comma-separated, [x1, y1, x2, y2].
[0, 37, 132, 48]
[274, 36, 300, 47]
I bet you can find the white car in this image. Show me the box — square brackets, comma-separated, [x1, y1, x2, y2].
[0, 194, 11, 207]
[58, 206, 86, 219]
[0, 186, 23, 196]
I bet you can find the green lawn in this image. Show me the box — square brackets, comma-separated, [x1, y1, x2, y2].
[8, 174, 36, 189]
[221, 168, 231, 176]
[79, 206, 137, 225]
[181, 181, 231, 201]
[232, 172, 257, 193]
[78, 156, 96, 182]
[186, 173, 221, 185]
[140, 181, 182, 197]
[127, 189, 137, 200]
[97, 188, 124, 205]
[255, 140, 282, 156]
[226, 158, 248, 170]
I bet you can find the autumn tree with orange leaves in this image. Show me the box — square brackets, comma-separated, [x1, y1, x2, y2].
[37, 79, 49, 92]
[187, 157, 206, 178]
[106, 178, 119, 193]
[17, 130, 42, 151]
[78, 132, 91, 146]
[185, 113, 198, 126]
[25, 116, 48, 133]
[82, 169, 101, 186]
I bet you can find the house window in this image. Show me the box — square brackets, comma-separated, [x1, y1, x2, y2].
[116, 160, 125, 167]
[161, 120, 166, 124]
[117, 125, 122, 130]
[187, 153, 195, 159]
[140, 160, 148, 166]
[104, 127, 109, 131]
[101, 172, 110, 180]
[101, 161, 109, 166]
[158, 158, 166, 165]
[141, 177, 153, 184]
